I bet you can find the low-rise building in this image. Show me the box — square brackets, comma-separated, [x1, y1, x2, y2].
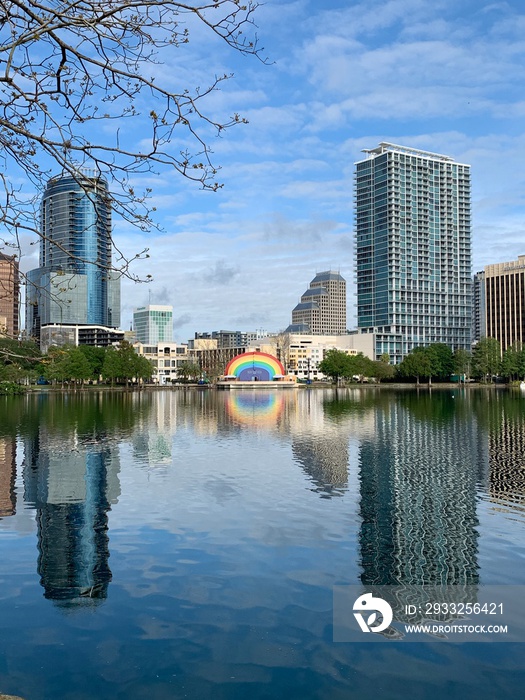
[40, 324, 124, 354]
[247, 333, 375, 380]
[133, 341, 189, 384]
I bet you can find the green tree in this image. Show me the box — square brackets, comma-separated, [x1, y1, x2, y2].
[399, 348, 432, 384]
[177, 361, 202, 382]
[102, 347, 121, 387]
[78, 345, 106, 380]
[43, 346, 71, 385]
[371, 360, 396, 383]
[0, 338, 41, 382]
[318, 349, 354, 383]
[62, 347, 92, 386]
[350, 353, 376, 383]
[500, 344, 520, 381]
[426, 343, 454, 380]
[472, 337, 501, 382]
[453, 348, 471, 380]
[116, 341, 140, 386]
[134, 354, 154, 385]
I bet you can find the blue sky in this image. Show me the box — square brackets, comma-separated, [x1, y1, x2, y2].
[19, 0, 525, 341]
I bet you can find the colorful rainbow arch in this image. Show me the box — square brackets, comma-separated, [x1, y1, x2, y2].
[224, 351, 285, 381]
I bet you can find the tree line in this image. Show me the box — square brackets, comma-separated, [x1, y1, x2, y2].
[1, 336, 521, 389]
[0, 339, 153, 387]
[318, 338, 522, 384]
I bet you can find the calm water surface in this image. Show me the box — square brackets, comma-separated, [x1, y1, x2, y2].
[0, 388, 524, 699]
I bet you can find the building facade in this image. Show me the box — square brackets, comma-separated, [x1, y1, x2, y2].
[133, 341, 188, 384]
[484, 255, 525, 353]
[133, 305, 173, 344]
[193, 330, 263, 349]
[26, 171, 120, 346]
[472, 271, 486, 345]
[290, 271, 346, 335]
[247, 332, 375, 380]
[355, 143, 472, 362]
[0, 252, 19, 337]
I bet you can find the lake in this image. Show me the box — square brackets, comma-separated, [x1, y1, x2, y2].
[0, 388, 524, 699]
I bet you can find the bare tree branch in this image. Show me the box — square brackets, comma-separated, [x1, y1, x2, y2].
[0, 0, 264, 280]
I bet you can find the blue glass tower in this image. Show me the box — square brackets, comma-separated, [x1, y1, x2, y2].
[27, 170, 120, 341]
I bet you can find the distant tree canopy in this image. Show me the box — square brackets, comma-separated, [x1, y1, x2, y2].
[318, 349, 378, 383]
[398, 343, 454, 384]
[38, 342, 153, 386]
[471, 337, 501, 382]
[0, 338, 41, 382]
[177, 361, 202, 381]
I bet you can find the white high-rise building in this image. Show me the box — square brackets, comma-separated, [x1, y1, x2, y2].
[133, 305, 173, 344]
[355, 143, 472, 363]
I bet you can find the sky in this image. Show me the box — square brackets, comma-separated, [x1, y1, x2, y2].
[17, 0, 525, 343]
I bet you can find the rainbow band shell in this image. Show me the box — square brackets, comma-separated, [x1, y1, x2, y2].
[224, 352, 285, 381]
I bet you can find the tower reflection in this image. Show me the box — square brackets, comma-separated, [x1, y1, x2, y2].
[24, 427, 120, 605]
[0, 436, 16, 518]
[358, 394, 481, 587]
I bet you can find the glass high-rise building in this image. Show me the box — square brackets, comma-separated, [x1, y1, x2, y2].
[26, 170, 120, 342]
[355, 143, 472, 363]
[133, 305, 173, 344]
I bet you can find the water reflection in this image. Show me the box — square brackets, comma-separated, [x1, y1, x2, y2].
[16, 392, 150, 605]
[24, 430, 119, 604]
[290, 391, 353, 497]
[226, 391, 285, 429]
[487, 400, 525, 516]
[357, 393, 481, 587]
[0, 436, 16, 517]
[1, 389, 525, 699]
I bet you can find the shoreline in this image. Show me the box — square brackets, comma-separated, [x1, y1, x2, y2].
[12, 381, 517, 393]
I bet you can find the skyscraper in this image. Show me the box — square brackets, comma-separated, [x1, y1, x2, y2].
[133, 304, 173, 344]
[289, 271, 346, 334]
[355, 143, 472, 362]
[0, 252, 20, 337]
[26, 170, 120, 345]
[472, 270, 486, 345]
[484, 255, 525, 353]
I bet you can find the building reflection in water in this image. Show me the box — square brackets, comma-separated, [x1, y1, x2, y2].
[0, 436, 16, 517]
[23, 427, 120, 605]
[358, 394, 481, 588]
[133, 391, 175, 466]
[290, 390, 360, 498]
[489, 413, 525, 516]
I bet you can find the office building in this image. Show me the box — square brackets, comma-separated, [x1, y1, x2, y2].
[193, 329, 261, 349]
[355, 143, 472, 362]
[289, 271, 346, 335]
[0, 252, 19, 337]
[472, 271, 486, 345]
[133, 305, 173, 344]
[26, 170, 120, 346]
[484, 255, 525, 353]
